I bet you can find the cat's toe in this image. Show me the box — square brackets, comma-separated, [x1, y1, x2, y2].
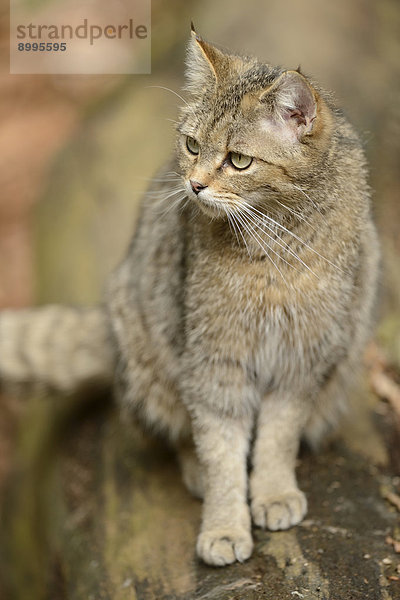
[196, 529, 253, 566]
[251, 490, 307, 531]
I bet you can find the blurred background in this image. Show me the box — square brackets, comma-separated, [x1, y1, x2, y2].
[1, 0, 400, 598]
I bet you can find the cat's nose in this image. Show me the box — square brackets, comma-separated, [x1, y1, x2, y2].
[190, 180, 207, 195]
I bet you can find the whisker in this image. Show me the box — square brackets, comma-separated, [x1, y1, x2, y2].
[226, 207, 252, 260]
[292, 184, 321, 212]
[131, 174, 182, 184]
[239, 198, 343, 272]
[155, 187, 185, 200]
[145, 85, 190, 108]
[216, 195, 297, 274]
[176, 196, 191, 215]
[238, 211, 296, 271]
[275, 199, 316, 230]
[224, 207, 238, 244]
[233, 210, 289, 285]
[145, 85, 198, 122]
[146, 185, 184, 197]
[240, 205, 318, 278]
[202, 193, 317, 276]
[146, 178, 187, 219]
[153, 192, 187, 218]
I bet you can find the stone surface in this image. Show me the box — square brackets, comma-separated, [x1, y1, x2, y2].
[2, 390, 400, 600]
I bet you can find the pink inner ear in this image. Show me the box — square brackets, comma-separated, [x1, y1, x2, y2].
[265, 71, 317, 136]
[260, 72, 318, 142]
[284, 108, 308, 126]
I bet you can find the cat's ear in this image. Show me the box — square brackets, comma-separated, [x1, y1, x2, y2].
[260, 70, 318, 139]
[184, 24, 228, 92]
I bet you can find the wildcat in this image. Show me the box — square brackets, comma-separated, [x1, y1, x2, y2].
[0, 27, 379, 566]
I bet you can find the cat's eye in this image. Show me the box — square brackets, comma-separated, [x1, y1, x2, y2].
[186, 136, 200, 155]
[229, 152, 253, 170]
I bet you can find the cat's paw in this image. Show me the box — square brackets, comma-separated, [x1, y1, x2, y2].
[251, 489, 307, 531]
[196, 528, 253, 566]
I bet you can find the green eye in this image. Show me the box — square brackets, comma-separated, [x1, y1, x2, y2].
[186, 136, 199, 155]
[229, 152, 253, 170]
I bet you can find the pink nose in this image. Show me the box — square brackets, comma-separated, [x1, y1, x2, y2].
[190, 180, 207, 195]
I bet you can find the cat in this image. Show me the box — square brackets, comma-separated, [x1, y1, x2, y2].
[0, 26, 379, 566]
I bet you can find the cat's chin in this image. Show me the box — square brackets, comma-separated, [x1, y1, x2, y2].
[193, 196, 227, 219]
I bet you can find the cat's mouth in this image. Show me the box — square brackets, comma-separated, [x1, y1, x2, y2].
[186, 182, 226, 217]
[196, 192, 218, 207]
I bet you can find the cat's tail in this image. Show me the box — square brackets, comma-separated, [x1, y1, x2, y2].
[0, 305, 114, 394]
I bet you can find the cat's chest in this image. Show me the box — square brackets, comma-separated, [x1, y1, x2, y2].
[188, 255, 333, 347]
[189, 251, 325, 320]
[187, 231, 347, 320]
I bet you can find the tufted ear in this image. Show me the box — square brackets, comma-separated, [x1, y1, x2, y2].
[260, 70, 318, 139]
[184, 23, 230, 92]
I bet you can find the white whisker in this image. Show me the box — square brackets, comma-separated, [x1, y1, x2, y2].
[153, 192, 187, 218]
[239, 198, 342, 272]
[132, 173, 182, 184]
[238, 211, 295, 271]
[226, 207, 252, 260]
[275, 199, 316, 230]
[145, 85, 198, 122]
[224, 207, 239, 245]
[292, 184, 320, 211]
[239, 205, 318, 278]
[146, 185, 184, 197]
[233, 209, 289, 285]
[145, 85, 190, 108]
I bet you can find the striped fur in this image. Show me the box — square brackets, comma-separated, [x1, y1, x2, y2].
[0, 305, 113, 394]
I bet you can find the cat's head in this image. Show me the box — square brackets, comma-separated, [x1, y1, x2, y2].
[176, 26, 335, 218]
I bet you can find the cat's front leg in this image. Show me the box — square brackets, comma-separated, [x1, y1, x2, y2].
[189, 407, 253, 566]
[250, 391, 309, 531]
